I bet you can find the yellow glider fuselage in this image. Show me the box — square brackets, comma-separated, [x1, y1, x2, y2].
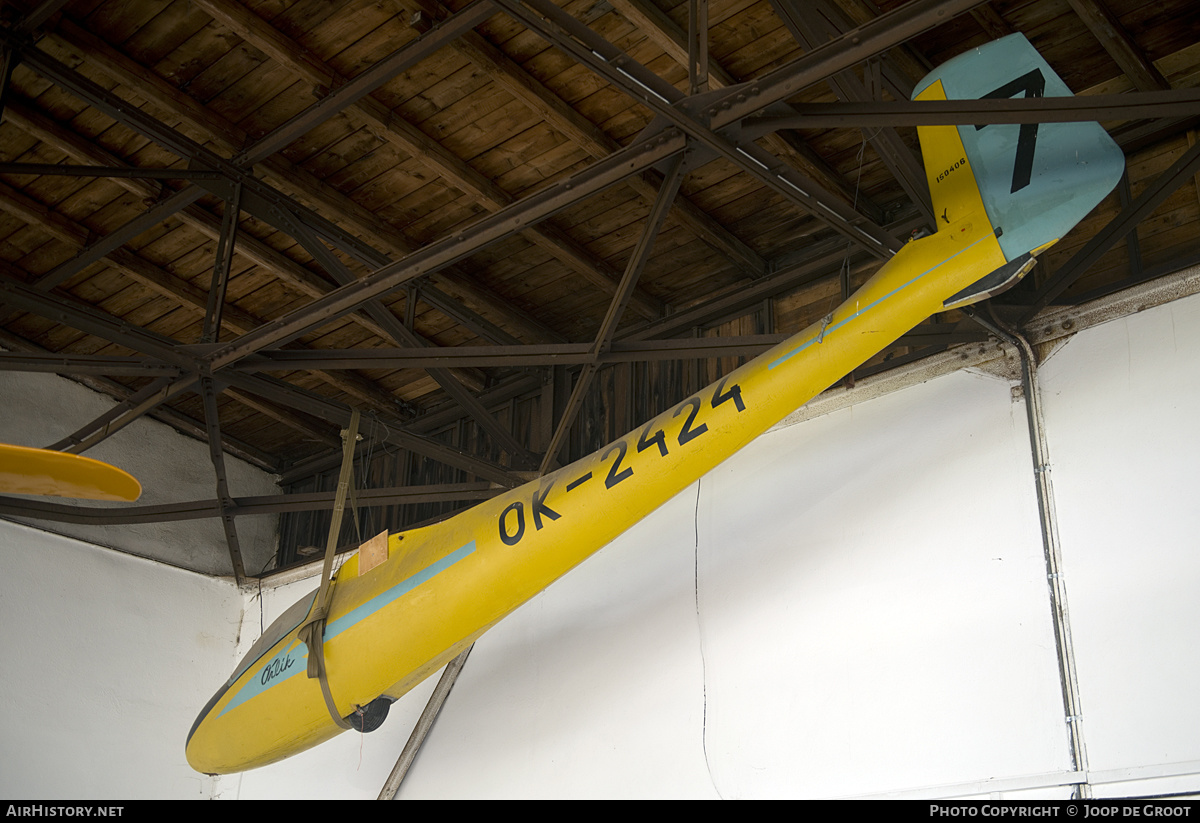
[186, 33, 1126, 774]
[186, 130, 1010, 773]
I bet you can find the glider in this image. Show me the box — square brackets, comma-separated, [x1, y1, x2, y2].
[186, 34, 1124, 774]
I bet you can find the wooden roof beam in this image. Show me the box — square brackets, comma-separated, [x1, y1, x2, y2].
[1064, 0, 1170, 92]
[398, 0, 770, 277]
[969, 2, 1015, 40]
[45, 17, 561, 347]
[188, 0, 667, 318]
[768, 0, 934, 224]
[605, 0, 884, 223]
[222, 387, 340, 449]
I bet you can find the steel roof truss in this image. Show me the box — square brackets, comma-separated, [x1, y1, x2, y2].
[492, 0, 902, 256]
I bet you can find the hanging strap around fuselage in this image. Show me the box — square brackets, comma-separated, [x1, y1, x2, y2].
[298, 409, 361, 730]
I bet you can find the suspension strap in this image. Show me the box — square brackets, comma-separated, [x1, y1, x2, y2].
[298, 409, 361, 730]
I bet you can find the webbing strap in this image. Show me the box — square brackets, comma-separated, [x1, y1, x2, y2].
[298, 409, 361, 730]
[298, 619, 354, 730]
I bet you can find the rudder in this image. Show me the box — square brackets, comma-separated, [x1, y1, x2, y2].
[913, 33, 1124, 277]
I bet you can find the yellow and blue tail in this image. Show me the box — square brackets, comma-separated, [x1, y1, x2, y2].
[912, 33, 1124, 309]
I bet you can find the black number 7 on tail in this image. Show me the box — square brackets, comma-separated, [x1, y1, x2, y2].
[976, 68, 1045, 193]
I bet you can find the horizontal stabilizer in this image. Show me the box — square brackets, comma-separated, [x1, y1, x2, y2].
[943, 251, 1037, 310]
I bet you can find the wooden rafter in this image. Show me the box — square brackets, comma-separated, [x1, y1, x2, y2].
[1064, 0, 1170, 92]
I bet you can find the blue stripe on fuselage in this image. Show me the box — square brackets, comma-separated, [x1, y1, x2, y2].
[768, 235, 991, 371]
[217, 540, 477, 717]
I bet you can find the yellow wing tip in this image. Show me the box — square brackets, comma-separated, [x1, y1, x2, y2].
[0, 443, 142, 501]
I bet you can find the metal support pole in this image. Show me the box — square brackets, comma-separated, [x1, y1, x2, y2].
[970, 308, 1091, 799]
[1117, 170, 1143, 283]
[377, 644, 474, 800]
[688, 0, 708, 96]
[203, 182, 243, 344]
[539, 156, 687, 474]
[200, 375, 247, 583]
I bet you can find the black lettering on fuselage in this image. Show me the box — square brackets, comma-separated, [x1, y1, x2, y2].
[565, 472, 591, 491]
[937, 158, 966, 184]
[499, 501, 525, 545]
[532, 480, 560, 529]
[260, 653, 295, 686]
[496, 379, 748, 547]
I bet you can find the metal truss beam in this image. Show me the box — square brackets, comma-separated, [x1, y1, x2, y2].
[0, 483, 502, 529]
[704, 0, 991, 129]
[0, 352, 179, 377]
[0, 327, 278, 471]
[60, 375, 202, 456]
[768, 0, 934, 224]
[492, 0, 903, 257]
[0, 163, 221, 179]
[744, 90, 1200, 131]
[604, 0, 882, 221]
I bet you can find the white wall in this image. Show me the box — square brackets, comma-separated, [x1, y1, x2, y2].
[1039, 295, 1200, 798]
[0, 520, 240, 799]
[0, 369, 278, 798]
[6, 287, 1200, 799]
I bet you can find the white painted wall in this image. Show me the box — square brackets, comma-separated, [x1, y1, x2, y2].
[0, 520, 239, 799]
[0, 369, 278, 798]
[1038, 295, 1200, 798]
[5, 288, 1200, 799]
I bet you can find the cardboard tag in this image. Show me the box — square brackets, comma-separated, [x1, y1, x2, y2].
[357, 530, 389, 575]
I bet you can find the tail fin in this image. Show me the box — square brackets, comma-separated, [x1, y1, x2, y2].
[912, 33, 1124, 307]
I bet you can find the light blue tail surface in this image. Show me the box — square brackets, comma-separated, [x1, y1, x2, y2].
[913, 33, 1125, 263]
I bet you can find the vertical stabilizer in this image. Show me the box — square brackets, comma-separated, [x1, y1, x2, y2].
[913, 34, 1124, 275]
